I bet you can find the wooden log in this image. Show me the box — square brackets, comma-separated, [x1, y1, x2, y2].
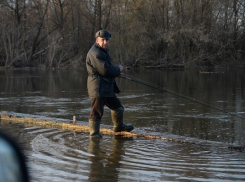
[1, 113, 244, 151]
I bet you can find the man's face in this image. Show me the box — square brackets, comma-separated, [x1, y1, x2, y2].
[96, 37, 110, 49]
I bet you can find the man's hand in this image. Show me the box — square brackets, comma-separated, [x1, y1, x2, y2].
[118, 65, 124, 73]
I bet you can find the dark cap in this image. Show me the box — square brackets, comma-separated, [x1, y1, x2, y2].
[95, 30, 111, 39]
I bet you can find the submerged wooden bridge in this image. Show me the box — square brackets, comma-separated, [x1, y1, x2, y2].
[0, 113, 244, 152]
[0, 113, 176, 140]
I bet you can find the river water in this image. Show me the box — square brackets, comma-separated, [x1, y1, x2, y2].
[0, 68, 245, 181]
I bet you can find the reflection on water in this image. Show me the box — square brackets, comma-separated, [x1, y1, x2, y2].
[0, 68, 245, 181]
[0, 123, 245, 182]
[88, 136, 127, 181]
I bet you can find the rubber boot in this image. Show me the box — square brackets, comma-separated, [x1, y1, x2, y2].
[111, 107, 134, 132]
[89, 119, 102, 139]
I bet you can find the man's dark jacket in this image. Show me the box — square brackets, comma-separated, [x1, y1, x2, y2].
[86, 43, 121, 98]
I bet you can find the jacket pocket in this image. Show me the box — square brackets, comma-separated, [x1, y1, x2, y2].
[99, 77, 114, 96]
[114, 81, 121, 94]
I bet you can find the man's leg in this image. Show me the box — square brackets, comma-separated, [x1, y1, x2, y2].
[106, 97, 134, 132]
[89, 98, 105, 138]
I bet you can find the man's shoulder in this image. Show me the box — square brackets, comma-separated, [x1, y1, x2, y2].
[88, 44, 101, 55]
[89, 44, 107, 57]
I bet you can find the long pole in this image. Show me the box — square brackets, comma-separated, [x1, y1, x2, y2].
[120, 74, 245, 120]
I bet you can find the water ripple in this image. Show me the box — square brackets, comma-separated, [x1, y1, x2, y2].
[1, 122, 245, 181]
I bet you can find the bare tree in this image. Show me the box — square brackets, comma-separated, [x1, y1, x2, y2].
[0, 0, 244, 68]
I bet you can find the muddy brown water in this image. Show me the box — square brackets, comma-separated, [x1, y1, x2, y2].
[0, 68, 245, 181]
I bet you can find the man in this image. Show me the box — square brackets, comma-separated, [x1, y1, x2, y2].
[86, 30, 134, 138]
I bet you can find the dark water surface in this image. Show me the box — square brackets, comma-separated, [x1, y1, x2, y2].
[0, 68, 245, 181]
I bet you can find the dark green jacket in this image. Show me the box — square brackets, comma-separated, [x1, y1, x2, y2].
[86, 43, 121, 98]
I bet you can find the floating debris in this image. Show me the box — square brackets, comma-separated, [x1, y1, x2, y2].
[200, 71, 224, 74]
[228, 146, 245, 152]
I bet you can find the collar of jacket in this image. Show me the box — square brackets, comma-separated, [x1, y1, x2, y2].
[94, 43, 109, 53]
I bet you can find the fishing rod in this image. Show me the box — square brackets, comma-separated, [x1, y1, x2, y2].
[120, 74, 245, 120]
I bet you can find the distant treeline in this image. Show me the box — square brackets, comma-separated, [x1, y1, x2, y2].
[0, 0, 244, 68]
